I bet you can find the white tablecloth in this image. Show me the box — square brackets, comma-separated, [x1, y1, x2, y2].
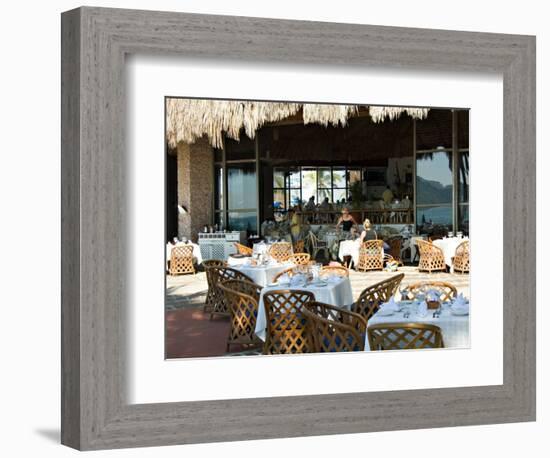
[366, 302, 469, 350]
[338, 239, 361, 266]
[254, 277, 354, 341]
[227, 256, 251, 267]
[432, 237, 469, 268]
[165, 242, 202, 270]
[232, 262, 294, 287]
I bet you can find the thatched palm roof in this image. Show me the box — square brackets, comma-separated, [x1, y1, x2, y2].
[166, 99, 429, 149]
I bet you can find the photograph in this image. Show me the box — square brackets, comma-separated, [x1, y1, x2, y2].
[164, 98, 470, 358]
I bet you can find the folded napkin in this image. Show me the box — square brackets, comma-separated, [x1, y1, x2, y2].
[379, 296, 400, 314]
[453, 293, 469, 307]
[451, 294, 470, 315]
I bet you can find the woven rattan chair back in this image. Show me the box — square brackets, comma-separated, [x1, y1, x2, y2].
[405, 281, 458, 302]
[268, 242, 293, 262]
[386, 236, 403, 265]
[202, 259, 226, 313]
[289, 252, 311, 265]
[293, 239, 305, 253]
[356, 240, 384, 271]
[352, 273, 404, 321]
[263, 289, 315, 354]
[303, 302, 367, 352]
[368, 323, 444, 350]
[452, 240, 470, 273]
[416, 239, 446, 273]
[234, 242, 253, 256]
[320, 265, 349, 277]
[306, 231, 329, 260]
[169, 245, 195, 275]
[272, 267, 301, 283]
[218, 279, 263, 351]
[209, 267, 254, 319]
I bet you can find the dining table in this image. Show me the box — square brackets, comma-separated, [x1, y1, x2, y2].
[232, 261, 295, 287]
[366, 300, 470, 350]
[338, 239, 361, 266]
[254, 276, 354, 341]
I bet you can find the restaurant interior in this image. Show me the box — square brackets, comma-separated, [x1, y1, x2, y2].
[164, 100, 470, 358]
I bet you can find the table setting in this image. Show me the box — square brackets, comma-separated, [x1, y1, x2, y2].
[231, 256, 295, 287]
[366, 290, 470, 350]
[254, 264, 354, 341]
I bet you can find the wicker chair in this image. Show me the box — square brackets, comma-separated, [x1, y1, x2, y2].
[268, 242, 293, 262]
[452, 240, 470, 273]
[289, 253, 311, 265]
[208, 267, 254, 319]
[169, 245, 195, 275]
[416, 239, 447, 273]
[272, 266, 300, 283]
[367, 323, 444, 350]
[386, 236, 403, 265]
[405, 281, 457, 302]
[352, 273, 404, 322]
[306, 231, 329, 260]
[293, 239, 305, 253]
[320, 265, 349, 277]
[218, 279, 263, 352]
[234, 242, 253, 256]
[356, 240, 384, 271]
[262, 289, 316, 354]
[303, 302, 367, 352]
[202, 259, 226, 313]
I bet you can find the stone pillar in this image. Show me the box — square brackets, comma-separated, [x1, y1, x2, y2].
[176, 137, 213, 241]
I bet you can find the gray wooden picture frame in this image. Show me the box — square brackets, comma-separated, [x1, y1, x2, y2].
[61, 6, 536, 451]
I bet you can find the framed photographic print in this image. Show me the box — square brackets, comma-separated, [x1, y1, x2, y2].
[61, 6, 536, 450]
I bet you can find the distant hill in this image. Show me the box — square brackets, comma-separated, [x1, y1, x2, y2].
[416, 176, 452, 204]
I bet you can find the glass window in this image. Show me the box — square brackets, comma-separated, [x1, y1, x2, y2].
[317, 188, 331, 203]
[416, 206, 452, 229]
[288, 168, 301, 188]
[228, 164, 257, 210]
[332, 169, 346, 188]
[273, 169, 285, 188]
[416, 151, 453, 205]
[301, 168, 317, 205]
[273, 189, 285, 211]
[458, 151, 469, 203]
[228, 212, 257, 232]
[318, 168, 332, 188]
[458, 204, 469, 235]
[333, 188, 347, 203]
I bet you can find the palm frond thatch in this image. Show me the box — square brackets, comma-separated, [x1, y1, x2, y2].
[166, 99, 429, 148]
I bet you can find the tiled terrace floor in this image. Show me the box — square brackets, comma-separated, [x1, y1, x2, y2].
[165, 266, 469, 359]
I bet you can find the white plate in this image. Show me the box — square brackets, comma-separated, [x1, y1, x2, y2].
[450, 307, 469, 316]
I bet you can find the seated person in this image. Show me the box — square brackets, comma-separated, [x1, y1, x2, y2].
[304, 196, 316, 211]
[382, 185, 394, 204]
[336, 207, 358, 232]
[359, 218, 378, 242]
